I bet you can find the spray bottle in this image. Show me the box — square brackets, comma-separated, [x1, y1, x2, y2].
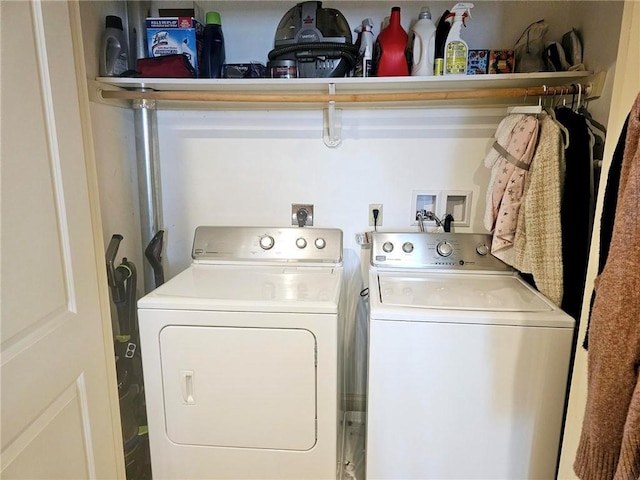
[444, 3, 474, 75]
[354, 18, 375, 77]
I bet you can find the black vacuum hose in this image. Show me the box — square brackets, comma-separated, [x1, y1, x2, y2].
[268, 41, 359, 70]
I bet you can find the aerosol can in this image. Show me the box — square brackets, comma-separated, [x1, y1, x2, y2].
[354, 18, 375, 77]
[444, 3, 474, 75]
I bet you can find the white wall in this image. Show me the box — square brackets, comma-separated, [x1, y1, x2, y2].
[157, 107, 502, 274]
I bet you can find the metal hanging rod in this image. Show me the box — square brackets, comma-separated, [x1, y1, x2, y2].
[100, 82, 594, 105]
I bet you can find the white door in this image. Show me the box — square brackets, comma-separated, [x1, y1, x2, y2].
[1, 1, 123, 478]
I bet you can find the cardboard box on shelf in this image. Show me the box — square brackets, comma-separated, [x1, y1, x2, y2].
[467, 49, 489, 75]
[489, 50, 515, 74]
[146, 17, 203, 75]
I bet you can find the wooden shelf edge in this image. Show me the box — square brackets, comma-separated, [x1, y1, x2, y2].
[90, 71, 604, 109]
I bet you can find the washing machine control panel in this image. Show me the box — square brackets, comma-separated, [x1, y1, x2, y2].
[371, 232, 513, 271]
[192, 226, 343, 264]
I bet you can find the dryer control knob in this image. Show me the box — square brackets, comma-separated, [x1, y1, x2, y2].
[296, 237, 307, 249]
[436, 241, 453, 257]
[382, 241, 394, 253]
[314, 237, 326, 249]
[402, 242, 414, 253]
[476, 244, 490, 256]
[259, 235, 275, 250]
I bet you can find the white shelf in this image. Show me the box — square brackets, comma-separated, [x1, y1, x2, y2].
[97, 71, 594, 95]
[92, 71, 602, 115]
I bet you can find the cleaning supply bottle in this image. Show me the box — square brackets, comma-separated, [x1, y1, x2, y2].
[410, 7, 437, 76]
[444, 3, 474, 75]
[99, 15, 129, 77]
[201, 11, 226, 79]
[354, 18, 375, 77]
[374, 6, 409, 77]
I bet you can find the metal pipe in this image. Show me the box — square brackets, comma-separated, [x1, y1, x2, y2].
[425, 211, 443, 227]
[126, 1, 150, 62]
[133, 96, 163, 294]
[416, 211, 426, 232]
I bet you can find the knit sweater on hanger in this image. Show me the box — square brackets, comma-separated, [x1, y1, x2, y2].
[514, 115, 565, 305]
[583, 114, 629, 349]
[574, 93, 640, 480]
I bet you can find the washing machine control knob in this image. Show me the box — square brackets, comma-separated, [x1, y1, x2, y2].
[402, 242, 414, 253]
[382, 241, 394, 253]
[476, 244, 490, 256]
[314, 237, 326, 249]
[259, 235, 275, 250]
[296, 237, 307, 249]
[436, 241, 453, 257]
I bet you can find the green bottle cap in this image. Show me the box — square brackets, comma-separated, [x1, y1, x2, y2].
[206, 11, 221, 25]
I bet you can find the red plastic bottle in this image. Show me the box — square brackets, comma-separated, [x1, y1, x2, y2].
[375, 7, 409, 76]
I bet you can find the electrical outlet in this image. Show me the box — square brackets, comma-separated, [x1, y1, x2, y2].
[369, 204, 383, 227]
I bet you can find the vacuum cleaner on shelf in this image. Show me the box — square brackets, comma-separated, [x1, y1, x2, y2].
[267, 1, 359, 78]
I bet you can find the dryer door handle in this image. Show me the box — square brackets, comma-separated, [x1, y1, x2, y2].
[180, 370, 196, 404]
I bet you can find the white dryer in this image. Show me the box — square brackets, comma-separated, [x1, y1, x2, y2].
[138, 226, 345, 479]
[366, 232, 575, 480]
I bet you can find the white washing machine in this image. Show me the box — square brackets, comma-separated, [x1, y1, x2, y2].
[366, 232, 575, 480]
[138, 226, 346, 479]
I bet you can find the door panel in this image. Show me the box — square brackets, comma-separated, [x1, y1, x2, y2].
[1, 1, 122, 477]
[2, 379, 92, 479]
[160, 326, 317, 450]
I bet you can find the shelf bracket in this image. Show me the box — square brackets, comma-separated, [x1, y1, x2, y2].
[323, 83, 341, 148]
[585, 71, 607, 100]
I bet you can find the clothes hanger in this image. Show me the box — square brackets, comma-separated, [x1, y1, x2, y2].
[579, 95, 607, 139]
[507, 89, 543, 115]
[543, 87, 558, 119]
[574, 83, 582, 112]
[584, 112, 607, 137]
[545, 87, 571, 149]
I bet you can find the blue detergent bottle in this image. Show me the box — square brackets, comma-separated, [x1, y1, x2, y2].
[201, 11, 226, 78]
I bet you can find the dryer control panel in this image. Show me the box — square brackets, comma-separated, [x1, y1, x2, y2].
[371, 232, 513, 271]
[192, 226, 343, 264]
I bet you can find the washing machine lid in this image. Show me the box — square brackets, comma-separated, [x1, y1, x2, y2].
[138, 263, 342, 313]
[376, 271, 554, 312]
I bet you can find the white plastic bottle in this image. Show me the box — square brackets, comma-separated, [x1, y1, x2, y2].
[99, 15, 129, 77]
[354, 18, 375, 77]
[410, 7, 437, 76]
[444, 3, 474, 75]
